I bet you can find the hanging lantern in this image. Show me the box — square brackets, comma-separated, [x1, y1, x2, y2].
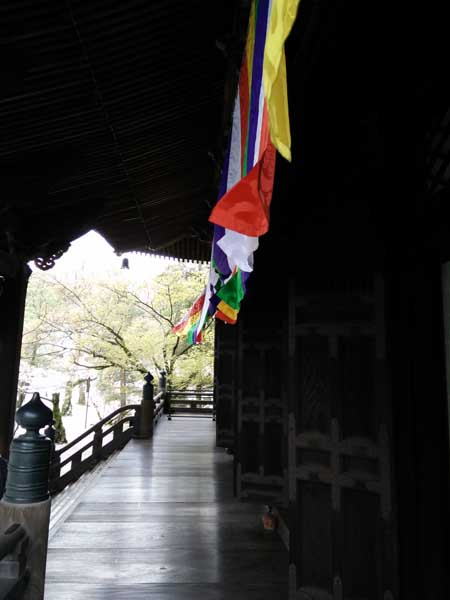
[121, 258, 129, 269]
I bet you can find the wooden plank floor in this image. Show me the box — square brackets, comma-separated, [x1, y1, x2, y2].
[44, 417, 288, 599]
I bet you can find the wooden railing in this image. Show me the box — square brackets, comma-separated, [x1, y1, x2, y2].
[166, 389, 215, 419]
[0, 524, 29, 600]
[0, 374, 166, 599]
[47, 373, 168, 495]
[48, 404, 141, 495]
[48, 385, 167, 495]
[153, 390, 164, 424]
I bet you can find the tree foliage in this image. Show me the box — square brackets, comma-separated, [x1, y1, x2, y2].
[20, 263, 214, 409]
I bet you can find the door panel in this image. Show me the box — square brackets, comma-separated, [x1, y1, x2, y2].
[288, 274, 397, 599]
[296, 481, 333, 593]
[236, 317, 287, 505]
[215, 320, 238, 449]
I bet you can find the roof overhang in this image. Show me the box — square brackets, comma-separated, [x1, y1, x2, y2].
[0, 0, 249, 264]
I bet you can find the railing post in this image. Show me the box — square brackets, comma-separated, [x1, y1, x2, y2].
[92, 424, 103, 462]
[164, 388, 172, 420]
[159, 370, 171, 420]
[134, 372, 154, 439]
[44, 420, 60, 495]
[158, 370, 167, 395]
[0, 392, 53, 600]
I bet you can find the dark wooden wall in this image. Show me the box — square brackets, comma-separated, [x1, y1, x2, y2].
[210, 117, 404, 589]
[213, 213, 450, 598]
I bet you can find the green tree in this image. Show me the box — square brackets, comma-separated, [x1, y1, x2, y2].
[61, 380, 73, 416]
[110, 264, 214, 382]
[20, 263, 215, 411]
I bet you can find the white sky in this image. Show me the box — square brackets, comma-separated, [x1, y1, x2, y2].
[28, 230, 174, 282]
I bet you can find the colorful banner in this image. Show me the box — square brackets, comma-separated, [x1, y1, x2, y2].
[173, 0, 300, 345]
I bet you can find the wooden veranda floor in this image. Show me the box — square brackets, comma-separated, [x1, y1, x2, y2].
[44, 417, 288, 599]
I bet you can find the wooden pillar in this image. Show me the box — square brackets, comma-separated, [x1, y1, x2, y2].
[0, 263, 31, 458]
[387, 258, 450, 600]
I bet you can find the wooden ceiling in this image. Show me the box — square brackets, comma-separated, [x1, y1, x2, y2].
[0, 0, 247, 263]
[1, 0, 449, 267]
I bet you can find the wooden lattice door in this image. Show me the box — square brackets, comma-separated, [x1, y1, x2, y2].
[288, 275, 397, 600]
[214, 320, 238, 450]
[236, 314, 287, 506]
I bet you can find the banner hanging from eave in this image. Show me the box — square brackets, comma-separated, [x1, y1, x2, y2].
[172, 0, 300, 345]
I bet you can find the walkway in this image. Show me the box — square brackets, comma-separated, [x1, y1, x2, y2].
[44, 417, 288, 599]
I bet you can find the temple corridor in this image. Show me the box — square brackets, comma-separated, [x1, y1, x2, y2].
[44, 417, 288, 599]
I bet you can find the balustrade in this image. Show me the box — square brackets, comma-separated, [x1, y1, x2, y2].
[50, 371, 166, 492]
[165, 389, 215, 419]
[48, 403, 141, 494]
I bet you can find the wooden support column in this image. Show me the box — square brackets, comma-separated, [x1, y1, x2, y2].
[0, 263, 31, 458]
[387, 258, 450, 600]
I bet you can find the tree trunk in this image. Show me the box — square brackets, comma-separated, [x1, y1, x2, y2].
[78, 380, 86, 405]
[120, 369, 127, 407]
[61, 380, 73, 416]
[30, 337, 38, 367]
[52, 392, 67, 444]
